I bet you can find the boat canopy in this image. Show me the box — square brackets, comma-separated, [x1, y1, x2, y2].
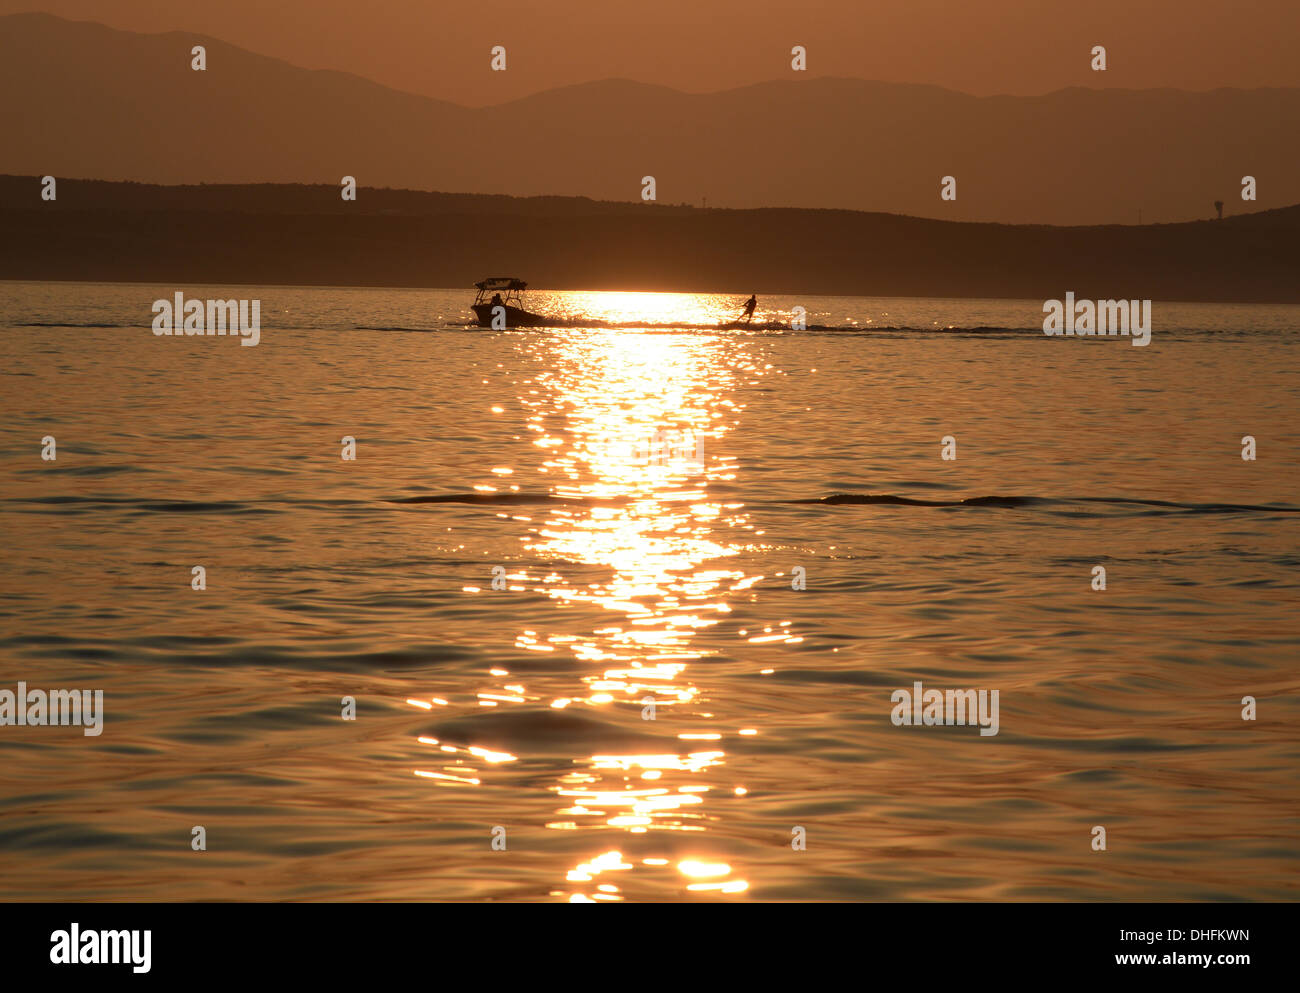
[475, 277, 527, 291]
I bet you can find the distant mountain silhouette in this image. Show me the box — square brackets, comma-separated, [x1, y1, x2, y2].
[3, 12, 1298, 226]
[3, 175, 1297, 302]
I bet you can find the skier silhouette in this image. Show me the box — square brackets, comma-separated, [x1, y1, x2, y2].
[740, 294, 757, 324]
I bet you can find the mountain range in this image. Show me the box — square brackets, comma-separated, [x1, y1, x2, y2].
[3, 12, 1299, 226]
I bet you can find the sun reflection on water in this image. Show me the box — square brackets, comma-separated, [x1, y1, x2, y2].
[413, 306, 776, 900]
[550, 291, 733, 328]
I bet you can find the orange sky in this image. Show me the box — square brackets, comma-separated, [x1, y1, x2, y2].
[4, 0, 1298, 105]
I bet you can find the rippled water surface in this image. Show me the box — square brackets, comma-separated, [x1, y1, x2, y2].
[1, 283, 1297, 901]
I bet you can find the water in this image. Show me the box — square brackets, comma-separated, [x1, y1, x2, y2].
[1, 281, 1297, 901]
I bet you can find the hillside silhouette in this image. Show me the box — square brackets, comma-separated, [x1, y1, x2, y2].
[3, 176, 1297, 302]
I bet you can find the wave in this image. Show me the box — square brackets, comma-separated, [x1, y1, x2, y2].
[9, 492, 1294, 517]
[14, 321, 135, 329]
[789, 494, 1041, 507]
[390, 492, 618, 506]
[788, 494, 1300, 515]
[394, 491, 1299, 516]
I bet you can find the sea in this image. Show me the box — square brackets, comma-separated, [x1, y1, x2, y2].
[1, 281, 1297, 901]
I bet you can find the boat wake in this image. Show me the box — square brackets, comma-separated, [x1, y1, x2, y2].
[354, 321, 1041, 335]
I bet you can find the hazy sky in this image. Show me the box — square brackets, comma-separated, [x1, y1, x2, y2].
[6, 0, 1298, 105]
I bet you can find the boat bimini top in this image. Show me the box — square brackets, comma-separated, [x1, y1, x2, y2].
[475, 278, 527, 291]
[473, 277, 528, 306]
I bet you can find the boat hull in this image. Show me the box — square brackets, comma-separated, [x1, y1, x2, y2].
[471, 303, 550, 328]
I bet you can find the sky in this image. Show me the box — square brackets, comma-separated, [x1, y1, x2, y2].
[4, 0, 1298, 106]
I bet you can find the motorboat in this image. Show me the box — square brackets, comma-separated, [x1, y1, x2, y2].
[471, 277, 549, 328]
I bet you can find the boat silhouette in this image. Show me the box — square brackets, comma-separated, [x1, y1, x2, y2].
[471, 277, 549, 328]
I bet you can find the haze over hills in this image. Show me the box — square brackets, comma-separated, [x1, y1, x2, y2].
[4, 12, 1299, 226]
[3, 176, 1297, 302]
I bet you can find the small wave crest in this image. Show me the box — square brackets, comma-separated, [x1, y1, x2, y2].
[788, 494, 1300, 515]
